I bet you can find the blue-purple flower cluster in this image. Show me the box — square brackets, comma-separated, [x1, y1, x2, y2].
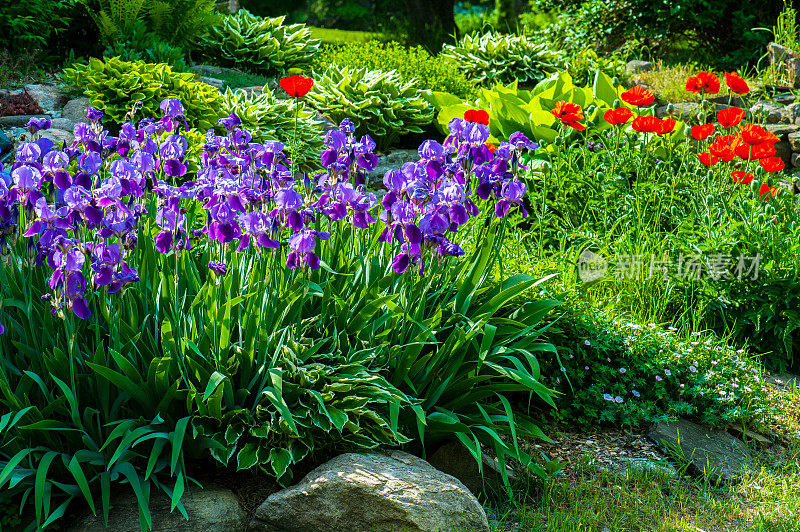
[0, 99, 538, 320]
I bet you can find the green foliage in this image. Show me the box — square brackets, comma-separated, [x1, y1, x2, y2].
[441, 31, 560, 87]
[197, 10, 321, 75]
[559, 48, 628, 88]
[542, 302, 769, 427]
[314, 41, 479, 101]
[0, 0, 80, 53]
[774, 0, 799, 52]
[81, 0, 219, 48]
[307, 65, 435, 150]
[62, 57, 223, 128]
[527, 0, 780, 70]
[102, 20, 188, 71]
[220, 88, 323, 171]
[431, 71, 628, 144]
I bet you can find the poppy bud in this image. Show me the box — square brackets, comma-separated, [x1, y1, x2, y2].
[586, 104, 597, 115]
[790, 221, 796, 231]
[612, 76, 620, 86]
[757, 214, 765, 224]
[597, 171, 605, 179]
[706, 194, 714, 203]
[555, 135, 563, 145]
[613, 99, 621, 108]
[666, 103, 675, 114]
[766, 204, 775, 215]
[750, 181, 760, 193]
[670, 206, 679, 216]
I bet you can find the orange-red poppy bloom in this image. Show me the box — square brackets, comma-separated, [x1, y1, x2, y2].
[740, 123, 779, 145]
[685, 71, 720, 95]
[604, 107, 634, 126]
[717, 106, 746, 128]
[631, 115, 661, 133]
[759, 182, 780, 197]
[709, 136, 736, 161]
[621, 86, 655, 107]
[279, 75, 314, 98]
[691, 123, 715, 141]
[731, 170, 754, 184]
[464, 109, 490, 125]
[485, 142, 496, 153]
[551, 101, 586, 130]
[657, 117, 677, 135]
[697, 152, 718, 166]
[724, 72, 750, 95]
[735, 141, 776, 160]
[761, 157, 785, 173]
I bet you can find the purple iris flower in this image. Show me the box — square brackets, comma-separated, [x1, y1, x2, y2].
[286, 228, 330, 270]
[160, 99, 184, 118]
[16, 142, 42, 163]
[509, 132, 538, 151]
[25, 117, 52, 134]
[495, 180, 527, 218]
[86, 106, 104, 123]
[237, 211, 279, 251]
[65, 271, 91, 319]
[208, 261, 227, 277]
[219, 112, 241, 131]
[339, 118, 355, 134]
[73, 123, 95, 144]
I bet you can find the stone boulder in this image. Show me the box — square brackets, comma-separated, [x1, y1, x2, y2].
[427, 441, 516, 501]
[250, 451, 490, 532]
[367, 149, 419, 188]
[23, 84, 69, 115]
[751, 101, 790, 124]
[0, 129, 12, 158]
[648, 419, 753, 482]
[626, 60, 654, 74]
[61, 97, 92, 123]
[68, 483, 246, 531]
[0, 114, 51, 128]
[655, 102, 701, 122]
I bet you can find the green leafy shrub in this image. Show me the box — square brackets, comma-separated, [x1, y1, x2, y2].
[441, 31, 560, 87]
[102, 20, 188, 71]
[543, 303, 769, 427]
[0, 0, 82, 53]
[197, 10, 321, 75]
[82, 0, 219, 49]
[220, 88, 323, 171]
[306, 65, 435, 150]
[559, 48, 628, 88]
[62, 57, 223, 128]
[431, 71, 627, 144]
[314, 41, 479, 101]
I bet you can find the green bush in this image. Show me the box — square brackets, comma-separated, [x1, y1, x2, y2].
[102, 20, 188, 71]
[543, 303, 769, 427]
[441, 31, 560, 87]
[197, 10, 321, 75]
[220, 87, 323, 171]
[306, 65, 435, 150]
[0, 0, 80, 53]
[62, 57, 223, 129]
[314, 41, 479, 101]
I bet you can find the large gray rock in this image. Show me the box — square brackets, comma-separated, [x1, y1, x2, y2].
[61, 97, 92, 123]
[655, 102, 701, 122]
[49, 117, 77, 131]
[69, 483, 246, 531]
[250, 451, 490, 532]
[39, 128, 75, 148]
[626, 60, 654, 74]
[766, 123, 800, 142]
[775, 140, 791, 163]
[0, 129, 12, 158]
[23, 84, 69, 114]
[768, 42, 800, 88]
[648, 419, 753, 482]
[428, 441, 516, 501]
[751, 101, 789, 124]
[367, 149, 419, 187]
[195, 75, 224, 91]
[785, 102, 800, 124]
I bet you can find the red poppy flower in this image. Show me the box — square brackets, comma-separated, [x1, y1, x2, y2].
[551, 101, 586, 131]
[621, 86, 655, 107]
[697, 152, 718, 166]
[464, 109, 490, 125]
[717, 106, 746, 128]
[631, 115, 661, 133]
[485, 142, 496, 153]
[731, 170, 754, 184]
[685, 71, 720, 95]
[759, 182, 780, 197]
[740, 123, 779, 145]
[657, 117, 677, 135]
[709, 137, 735, 161]
[761, 157, 785, 173]
[691, 124, 715, 141]
[604, 107, 634, 126]
[279, 75, 314, 98]
[724, 72, 750, 95]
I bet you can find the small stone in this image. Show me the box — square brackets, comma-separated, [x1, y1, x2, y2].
[0, 114, 50, 128]
[67, 483, 246, 531]
[251, 451, 489, 532]
[775, 141, 792, 163]
[189, 64, 226, 77]
[791, 152, 800, 168]
[49, 117, 76, 131]
[626, 60, 654, 74]
[648, 419, 753, 482]
[367, 148, 419, 188]
[310, 112, 337, 135]
[39, 128, 75, 147]
[61, 97, 92, 123]
[707, 95, 746, 108]
[785, 102, 800, 124]
[239, 85, 264, 97]
[774, 93, 796, 105]
[765, 372, 800, 387]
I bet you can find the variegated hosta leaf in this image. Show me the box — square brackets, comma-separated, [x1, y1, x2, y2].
[306, 65, 435, 151]
[197, 10, 320, 75]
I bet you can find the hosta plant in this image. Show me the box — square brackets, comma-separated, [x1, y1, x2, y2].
[197, 10, 320, 75]
[441, 31, 560, 87]
[220, 87, 323, 172]
[62, 57, 223, 129]
[306, 65, 435, 150]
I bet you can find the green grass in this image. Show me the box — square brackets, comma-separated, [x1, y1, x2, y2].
[308, 26, 387, 44]
[489, 385, 800, 531]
